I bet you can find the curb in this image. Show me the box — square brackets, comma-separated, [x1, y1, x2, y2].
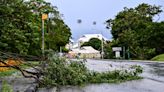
[90, 59, 164, 64]
[25, 84, 38, 92]
[37, 87, 57, 92]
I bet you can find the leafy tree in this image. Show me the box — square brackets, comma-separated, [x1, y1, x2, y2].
[106, 3, 162, 40]
[106, 3, 163, 59]
[0, 0, 33, 55]
[104, 43, 114, 59]
[0, 0, 71, 57]
[81, 38, 102, 51]
[144, 22, 164, 55]
[45, 18, 71, 51]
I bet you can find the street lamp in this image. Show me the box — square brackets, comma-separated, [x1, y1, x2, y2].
[92, 21, 104, 59]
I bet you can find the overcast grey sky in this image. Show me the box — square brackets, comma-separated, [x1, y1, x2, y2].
[46, 0, 164, 41]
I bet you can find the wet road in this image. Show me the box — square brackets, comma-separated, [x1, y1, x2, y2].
[58, 59, 164, 92]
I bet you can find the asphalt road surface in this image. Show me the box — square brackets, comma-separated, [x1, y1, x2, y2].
[58, 59, 164, 92]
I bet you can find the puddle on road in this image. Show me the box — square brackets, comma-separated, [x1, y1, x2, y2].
[58, 79, 164, 92]
[146, 63, 164, 76]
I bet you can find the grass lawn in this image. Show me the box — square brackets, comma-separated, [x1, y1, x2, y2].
[1, 81, 13, 92]
[0, 69, 17, 77]
[151, 54, 164, 61]
[20, 61, 40, 68]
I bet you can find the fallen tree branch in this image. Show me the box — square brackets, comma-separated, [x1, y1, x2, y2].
[0, 59, 43, 84]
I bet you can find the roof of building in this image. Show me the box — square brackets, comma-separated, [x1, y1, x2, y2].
[78, 34, 108, 42]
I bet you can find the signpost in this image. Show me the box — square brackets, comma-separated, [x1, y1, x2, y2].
[41, 14, 48, 57]
[112, 47, 122, 58]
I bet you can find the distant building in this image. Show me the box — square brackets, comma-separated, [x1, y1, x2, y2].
[78, 34, 109, 48]
[66, 34, 111, 59]
[68, 46, 101, 59]
[66, 34, 111, 49]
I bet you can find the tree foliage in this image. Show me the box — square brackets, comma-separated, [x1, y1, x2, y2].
[45, 19, 71, 51]
[106, 3, 164, 59]
[81, 38, 102, 51]
[104, 43, 114, 59]
[0, 0, 71, 56]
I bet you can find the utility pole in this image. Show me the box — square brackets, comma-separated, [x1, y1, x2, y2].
[127, 47, 130, 59]
[92, 21, 104, 59]
[123, 46, 126, 59]
[101, 34, 104, 59]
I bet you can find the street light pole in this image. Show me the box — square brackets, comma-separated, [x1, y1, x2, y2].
[101, 33, 104, 59]
[92, 21, 104, 59]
